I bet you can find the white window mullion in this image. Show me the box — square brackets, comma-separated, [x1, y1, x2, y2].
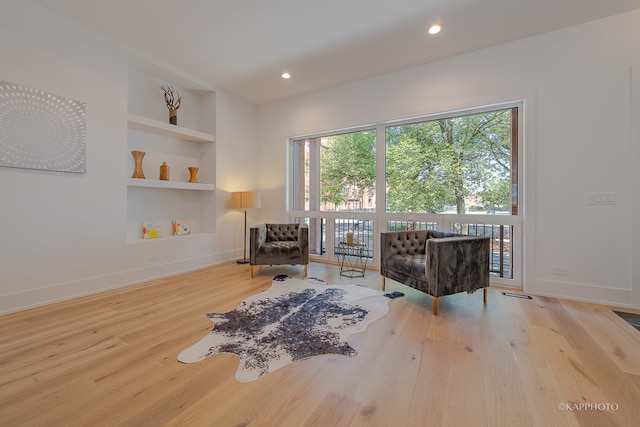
[376, 124, 386, 232]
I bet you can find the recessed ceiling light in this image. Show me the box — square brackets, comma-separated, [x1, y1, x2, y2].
[281, 72, 291, 79]
[428, 24, 441, 35]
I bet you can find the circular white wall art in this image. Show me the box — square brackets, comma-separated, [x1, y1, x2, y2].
[0, 80, 86, 173]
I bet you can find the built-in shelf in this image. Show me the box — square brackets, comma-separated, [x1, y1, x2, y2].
[127, 113, 215, 143]
[127, 232, 215, 245]
[127, 53, 216, 243]
[128, 178, 215, 191]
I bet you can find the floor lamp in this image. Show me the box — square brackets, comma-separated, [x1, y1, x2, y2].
[231, 191, 261, 264]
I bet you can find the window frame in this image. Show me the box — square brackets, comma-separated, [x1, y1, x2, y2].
[287, 101, 523, 288]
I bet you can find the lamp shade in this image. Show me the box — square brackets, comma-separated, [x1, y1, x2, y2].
[230, 191, 261, 209]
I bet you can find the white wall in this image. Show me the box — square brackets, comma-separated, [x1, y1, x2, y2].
[0, 0, 257, 313]
[257, 10, 640, 308]
[2, 1, 637, 312]
[215, 91, 261, 260]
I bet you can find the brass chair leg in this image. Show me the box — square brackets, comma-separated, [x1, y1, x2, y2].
[381, 277, 386, 291]
[303, 264, 308, 278]
[483, 287, 487, 304]
[250, 265, 254, 278]
[433, 297, 438, 316]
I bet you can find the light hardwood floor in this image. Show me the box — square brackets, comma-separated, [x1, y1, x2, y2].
[1, 262, 639, 426]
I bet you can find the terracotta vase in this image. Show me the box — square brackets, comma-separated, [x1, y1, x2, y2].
[159, 162, 170, 180]
[188, 167, 199, 183]
[131, 150, 146, 179]
[169, 109, 177, 125]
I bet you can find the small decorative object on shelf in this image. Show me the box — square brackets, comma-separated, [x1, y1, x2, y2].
[188, 166, 199, 183]
[159, 162, 170, 180]
[161, 84, 182, 125]
[131, 150, 146, 178]
[173, 219, 191, 236]
[142, 221, 162, 239]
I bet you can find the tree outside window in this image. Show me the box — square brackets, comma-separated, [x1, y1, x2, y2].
[386, 108, 515, 215]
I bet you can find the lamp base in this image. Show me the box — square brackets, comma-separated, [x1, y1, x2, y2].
[237, 259, 250, 264]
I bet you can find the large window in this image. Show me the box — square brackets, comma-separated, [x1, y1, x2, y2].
[386, 108, 516, 215]
[289, 104, 521, 284]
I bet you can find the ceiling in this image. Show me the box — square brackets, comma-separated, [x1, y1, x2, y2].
[35, 0, 640, 105]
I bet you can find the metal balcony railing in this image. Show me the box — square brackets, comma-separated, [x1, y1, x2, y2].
[451, 223, 512, 278]
[294, 217, 513, 279]
[333, 219, 374, 259]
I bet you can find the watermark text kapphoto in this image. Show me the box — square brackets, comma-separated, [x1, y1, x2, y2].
[558, 402, 619, 412]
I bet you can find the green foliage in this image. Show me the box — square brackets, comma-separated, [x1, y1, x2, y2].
[478, 177, 511, 210]
[320, 130, 376, 209]
[386, 109, 512, 213]
[314, 109, 513, 214]
[385, 123, 447, 213]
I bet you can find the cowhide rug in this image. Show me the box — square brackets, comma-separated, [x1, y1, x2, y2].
[178, 275, 391, 382]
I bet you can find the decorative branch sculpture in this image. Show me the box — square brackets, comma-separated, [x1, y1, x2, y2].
[161, 84, 182, 124]
[161, 84, 182, 110]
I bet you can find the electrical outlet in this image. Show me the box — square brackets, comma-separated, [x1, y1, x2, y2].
[148, 254, 159, 262]
[551, 266, 567, 276]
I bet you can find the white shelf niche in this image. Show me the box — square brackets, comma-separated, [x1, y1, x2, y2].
[126, 51, 217, 244]
[126, 186, 215, 243]
[126, 232, 215, 245]
[127, 113, 215, 144]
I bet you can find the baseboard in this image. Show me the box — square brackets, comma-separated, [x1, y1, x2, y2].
[527, 278, 633, 308]
[0, 252, 237, 315]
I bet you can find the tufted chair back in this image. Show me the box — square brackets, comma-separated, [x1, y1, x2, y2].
[386, 231, 429, 256]
[382, 230, 462, 259]
[266, 224, 300, 242]
[249, 223, 309, 278]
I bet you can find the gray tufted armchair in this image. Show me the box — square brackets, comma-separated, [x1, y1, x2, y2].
[249, 223, 309, 278]
[380, 230, 490, 315]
